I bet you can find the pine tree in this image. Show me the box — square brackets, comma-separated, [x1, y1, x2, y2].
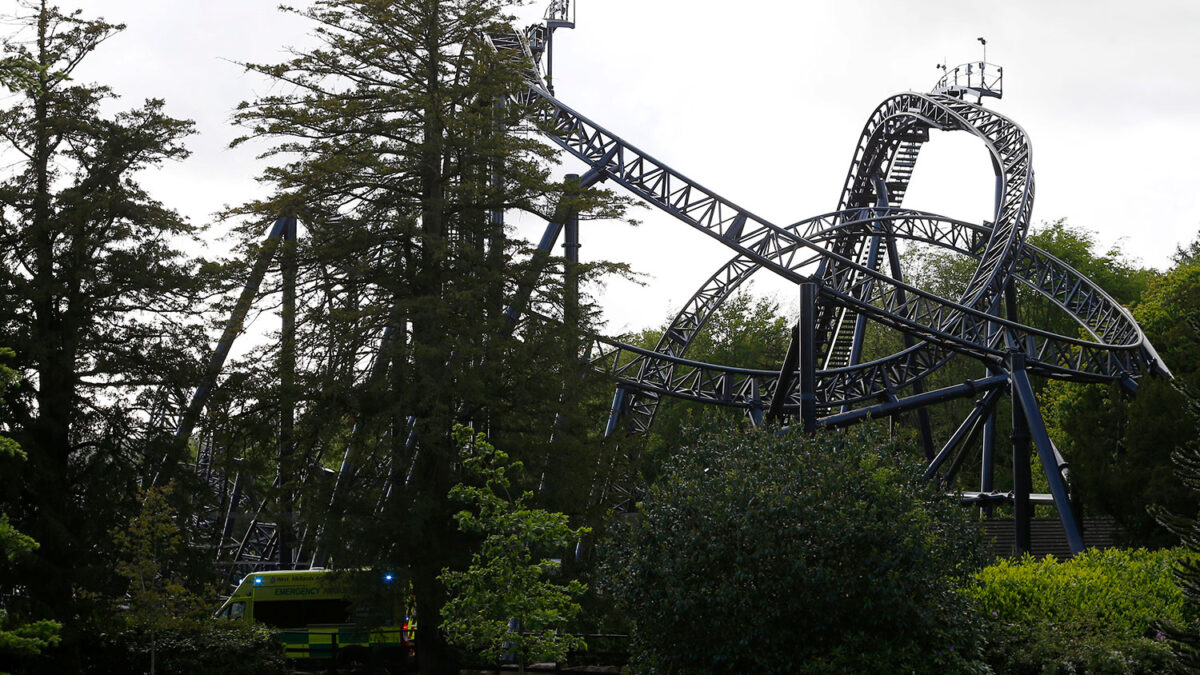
[229, 1, 628, 671]
[1152, 316, 1200, 668]
[0, 348, 60, 671]
[0, 1, 208, 664]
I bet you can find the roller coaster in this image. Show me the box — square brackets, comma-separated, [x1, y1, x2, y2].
[180, 2, 1169, 574]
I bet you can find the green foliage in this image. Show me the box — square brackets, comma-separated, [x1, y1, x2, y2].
[0, 352, 29, 560]
[968, 548, 1187, 636]
[0, 505, 59, 672]
[440, 426, 588, 671]
[604, 425, 990, 674]
[0, 7, 210, 667]
[79, 620, 286, 675]
[1172, 231, 1200, 268]
[0, 349, 61, 671]
[626, 289, 790, 373]
[1040, 245, 1200, 545]
[0, 619, 61, 664]
[0, 515, 35, 564]
[1149, 321, 1200, 669]
[967, 548, 1187, 673]
[0, 349, 23, 468]
[108, 483, 217, 674]
[226, 3, 634, 671]
[628, 290, 790, 477]
[111, 484, 210, 627]
[0, 55, 42, 94]
[1134, 263, 1200, 388]
[1042, 378, 1193, 546]
[1027, 219, 1152, 306]
[987, 629, 1175, 675]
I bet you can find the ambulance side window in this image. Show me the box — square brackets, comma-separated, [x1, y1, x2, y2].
[230, 602, 246, 620]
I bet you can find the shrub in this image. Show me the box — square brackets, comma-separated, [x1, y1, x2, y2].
[80, 619, 286, 675]
[603, 425, 991, 674]
[967, 548, 1189, 673]
[440, 426, 588, 671]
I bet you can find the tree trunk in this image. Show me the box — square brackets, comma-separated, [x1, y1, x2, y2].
[413, 559, 457, 674]
[24, 1, 80, 652]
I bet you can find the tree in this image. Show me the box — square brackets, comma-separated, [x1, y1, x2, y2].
[627, 289, 791, 478]
[0, 348, 59, 674]
[439, 426, 587, 672]
[1171, 230, 1200, 268]
[1151, 316, 1200, 668]
[903, 219, 1163, 504]
[604, 423, 990, 674]
[0, 1, 207, 665]
[110, 484, 209, 675]
[1042, 239, 1200, 544]
[228, 2, 629, 672]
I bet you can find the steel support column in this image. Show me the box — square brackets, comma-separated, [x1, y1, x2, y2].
[277, 216, 298, 569]
[923, 386, 1003, 481]
[1009, 349, 1034, 555]
[1011, 363, 1085, 554]
[881, 217, 934, 458]
[766, 323, 800, 424]
[980, 385, 998, 514]
[980, 310, 1002, 516]
[504, 164, 608, 327]
[605, 386, 628, 438]
[174, 216, 291, 446]
[799, 282, 818, 433]
[564, 173, 581, 328]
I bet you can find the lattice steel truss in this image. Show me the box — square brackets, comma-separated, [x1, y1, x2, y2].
[483, 23, 1169, 555]
[178, 13, 1168, 573]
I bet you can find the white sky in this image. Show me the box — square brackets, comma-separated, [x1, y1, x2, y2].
[12, 0, 1200, 334]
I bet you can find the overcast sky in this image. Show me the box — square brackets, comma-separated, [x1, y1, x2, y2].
[9, 0, 1200, 333]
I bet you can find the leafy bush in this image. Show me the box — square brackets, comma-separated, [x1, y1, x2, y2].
[79, 619, 286, 675]
[603, 425, 991, 674]
[440, 426, 588, 670]
[967, 548, 1189, 673]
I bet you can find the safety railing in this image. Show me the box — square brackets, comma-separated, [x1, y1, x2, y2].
[932, 61, 1003, 99]
[545, 0, 574, 28]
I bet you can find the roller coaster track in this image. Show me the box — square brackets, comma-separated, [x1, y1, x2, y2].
[566, 210, 1154, 413]
[182, 17, 1170, 573]
[481, 25, 1169, 554]
[484, 28, 1163, 378]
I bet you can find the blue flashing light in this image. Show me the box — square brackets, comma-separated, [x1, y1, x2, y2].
[253, 576, 263, 586]
[384, 574, 394, 582]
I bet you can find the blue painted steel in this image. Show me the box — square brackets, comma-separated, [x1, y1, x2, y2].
[923, 386, 1003, 481]
[814, 373, 1009, 429]
[1011, 360, 1085, 554]
[799, 283, 818, 432]
[604, 386, 627, 438]
[175, 216, 291, 445]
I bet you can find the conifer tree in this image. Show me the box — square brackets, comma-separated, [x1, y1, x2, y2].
[0, 1, 208, 664]
[1152, 316, 1200, 668]
[0, 349, 60, 671]
[230, 1, 628, 671]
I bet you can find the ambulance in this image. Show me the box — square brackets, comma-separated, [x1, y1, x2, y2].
[216, 569, 415, 669]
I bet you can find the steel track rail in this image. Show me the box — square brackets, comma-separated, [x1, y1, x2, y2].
[481, 28, 1166, 426]
[572, 210, 1156, 417]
